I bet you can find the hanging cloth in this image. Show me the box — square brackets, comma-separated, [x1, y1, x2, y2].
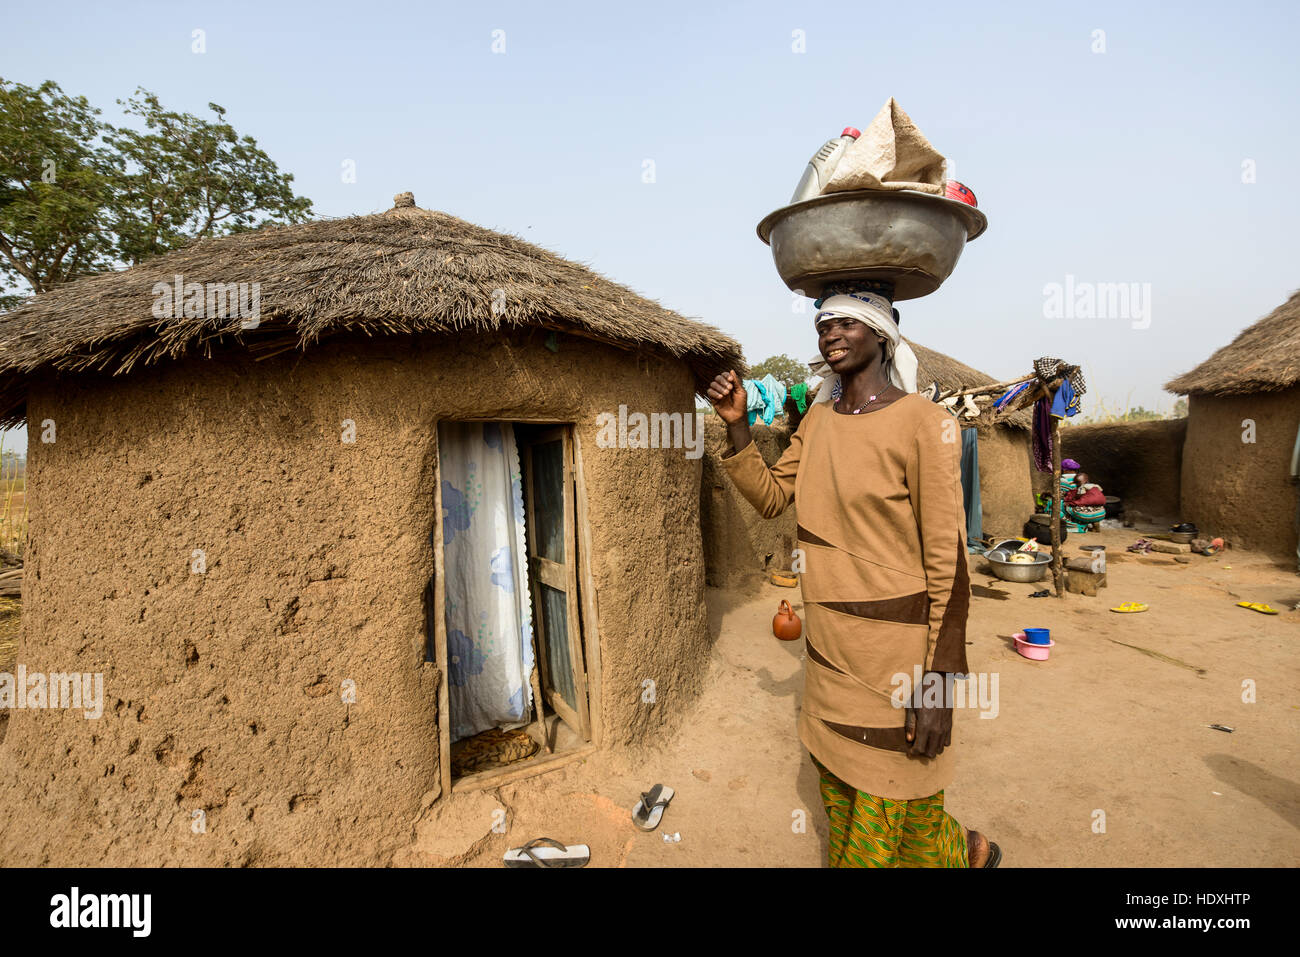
[742, 373, 788, 426]
[1050, 378, 1081, 418]
[994, 379, 1034, 411]
[960, 426, 983, 551]
[1033, 357, 1087, 397]
[438, 421, 535, 742]
[1032, 396, 1054, 472]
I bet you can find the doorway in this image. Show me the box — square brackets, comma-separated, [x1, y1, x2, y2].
[429, 420, 594, 787]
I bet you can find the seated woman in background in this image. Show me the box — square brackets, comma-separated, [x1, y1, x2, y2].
[1063, 471, 1107, 532]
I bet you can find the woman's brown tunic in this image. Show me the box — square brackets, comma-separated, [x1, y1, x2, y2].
[720, 393, 971, 799]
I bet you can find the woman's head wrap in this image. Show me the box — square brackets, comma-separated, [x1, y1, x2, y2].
[806, 291, 919, 404]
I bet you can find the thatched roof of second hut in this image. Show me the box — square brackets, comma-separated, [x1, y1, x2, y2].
[1165, 290, 1300, 396]
[0, 193, 745, 425]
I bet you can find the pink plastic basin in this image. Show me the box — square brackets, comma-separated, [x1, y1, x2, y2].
[1014, 634, 1055, 661]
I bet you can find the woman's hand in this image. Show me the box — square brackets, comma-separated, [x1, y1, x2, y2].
[705, 371, 754, 455]
[905, 671, 954, 759]
[705, 371, 747, 424]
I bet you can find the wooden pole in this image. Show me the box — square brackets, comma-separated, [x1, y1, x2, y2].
[1050, 416, 1064, 597]
[940, 375, 1037, 400]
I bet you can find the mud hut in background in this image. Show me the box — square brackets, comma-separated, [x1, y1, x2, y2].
[701, 339, 1034, 590]
[1165, 289, 1300, 561]
[0, 193, 743, 866]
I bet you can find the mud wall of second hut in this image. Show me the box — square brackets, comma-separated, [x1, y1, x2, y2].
[1058, 418, 1186, 520]
[0, 330, 708, 866]
[1179, 388, 1300, 559]
[701, 418, 798, 592]
[971, 425, 1034, 540]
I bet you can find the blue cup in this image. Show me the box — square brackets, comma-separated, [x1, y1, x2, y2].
[1024, 627, 1051, 645]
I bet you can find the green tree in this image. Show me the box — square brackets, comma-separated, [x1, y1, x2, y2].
[1170, 397, 1187, 418]
[749, 353, 809, 393]
[0, 79, 118, 303]
[0, 78, 314, 308]
[1120, 406, 1161, 422]
[105, 89, 313, 264]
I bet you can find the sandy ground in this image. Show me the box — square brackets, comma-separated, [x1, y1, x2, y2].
[399, 524, 1300, 867]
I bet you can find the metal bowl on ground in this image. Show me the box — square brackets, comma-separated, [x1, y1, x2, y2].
[756, 188, 988, 301]
[1169, 530, 1195, 544]
[986, 551, 1052, 584]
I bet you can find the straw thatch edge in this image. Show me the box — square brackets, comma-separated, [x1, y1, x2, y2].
[0, 201, 747, 426]
[1165, 290, 1300, 396]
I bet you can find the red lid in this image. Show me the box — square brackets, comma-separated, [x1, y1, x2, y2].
[842, 126, 861, 139]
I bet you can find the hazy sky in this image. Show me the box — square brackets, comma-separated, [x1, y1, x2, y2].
[3, 0, 1298, 454]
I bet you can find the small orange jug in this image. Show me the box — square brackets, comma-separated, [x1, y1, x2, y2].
[773, 599, 802, 641]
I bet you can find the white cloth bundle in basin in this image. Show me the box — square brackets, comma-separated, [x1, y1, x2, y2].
[823, 98, 947, 196]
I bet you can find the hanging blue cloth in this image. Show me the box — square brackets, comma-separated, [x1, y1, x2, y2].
[1050, 377, 1081, 418]
[959, 426, 984, 551]
[994, 379, 1033, 411]
[743, 374, 788, 426]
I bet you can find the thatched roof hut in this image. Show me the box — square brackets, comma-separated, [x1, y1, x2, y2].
[1163, 289, 1300, 560]
[0, 191, 742, 426]
[1165, 290, 1300, 396]
[0, 195, 743, 866]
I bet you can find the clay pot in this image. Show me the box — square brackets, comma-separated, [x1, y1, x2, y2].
[773, 599, 802, 641]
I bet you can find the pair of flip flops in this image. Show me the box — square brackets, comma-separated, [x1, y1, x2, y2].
[632, 783, 675, 830]
[503, 784, 676, 865]
[1236, 601, 1279, 615]
[503, 837, 591, 867]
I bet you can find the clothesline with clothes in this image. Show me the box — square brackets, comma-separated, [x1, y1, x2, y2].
[915, 358, 1086, 471]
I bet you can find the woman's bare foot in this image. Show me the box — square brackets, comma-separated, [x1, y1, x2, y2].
[967, 829, 991, 868]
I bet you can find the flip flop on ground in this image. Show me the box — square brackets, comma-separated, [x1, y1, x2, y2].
[1236, 601, 1279, 615]
[503, 837, 590, 868]
[632, 784, 675, 830]
[1110, 601, 1148, 613]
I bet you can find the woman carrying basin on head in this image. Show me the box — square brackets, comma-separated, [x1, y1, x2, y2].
[706, 289, 999, 868]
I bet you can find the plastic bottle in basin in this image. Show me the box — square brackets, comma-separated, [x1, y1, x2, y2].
[789, 127, 861, 204]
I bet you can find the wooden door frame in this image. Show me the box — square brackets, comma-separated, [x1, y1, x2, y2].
[431, 418, 604, 796]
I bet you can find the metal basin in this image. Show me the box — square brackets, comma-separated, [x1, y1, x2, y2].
[756, 189, 987, 301]
[986, 551, 1051, 584]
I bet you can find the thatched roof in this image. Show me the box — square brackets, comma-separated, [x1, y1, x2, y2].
[0, 193, 745, 426]
[908, 339, 1032, 429]
[1165, 290, 1300, 396]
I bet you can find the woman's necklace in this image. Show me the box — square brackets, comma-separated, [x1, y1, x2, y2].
[837, 384, 890, 415]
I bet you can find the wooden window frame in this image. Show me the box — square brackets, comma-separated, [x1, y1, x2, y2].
[519, 425, 591, 740]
